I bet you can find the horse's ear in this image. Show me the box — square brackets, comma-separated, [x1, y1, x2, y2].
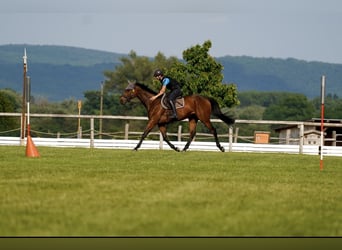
[126, 80, 136, 90]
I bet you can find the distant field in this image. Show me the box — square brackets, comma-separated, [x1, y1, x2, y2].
[0, 146, 341, 236]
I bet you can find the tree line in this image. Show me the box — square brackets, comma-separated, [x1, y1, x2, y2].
[1, 40, 342, 138]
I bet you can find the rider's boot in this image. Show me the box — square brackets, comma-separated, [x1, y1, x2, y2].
[169, 100, 178, 120]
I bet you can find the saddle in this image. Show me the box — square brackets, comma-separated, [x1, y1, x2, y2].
[161, 94, 184, 110]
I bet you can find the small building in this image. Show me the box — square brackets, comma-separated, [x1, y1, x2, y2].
[275, 119, 342, 146]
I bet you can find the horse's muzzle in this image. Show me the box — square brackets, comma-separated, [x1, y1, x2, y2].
[120, 95, 129, 104]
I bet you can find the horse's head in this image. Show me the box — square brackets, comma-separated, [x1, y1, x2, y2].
[120, 81, 137, 104]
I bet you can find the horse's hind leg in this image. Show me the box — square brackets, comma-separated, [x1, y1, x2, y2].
[202, 120, 225, 152]
[212, 126, 225, 152]
[159, 124, 180, 152]
[182, 118, 198, 152]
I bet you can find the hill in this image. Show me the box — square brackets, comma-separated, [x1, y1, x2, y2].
[219, 56, 342, 98]
[0, 44, 124, 101]
[0, 44, 124, 66]
[1, 44, 342, 101]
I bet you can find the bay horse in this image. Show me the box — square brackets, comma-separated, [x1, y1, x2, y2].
[119, 82, 235, 152]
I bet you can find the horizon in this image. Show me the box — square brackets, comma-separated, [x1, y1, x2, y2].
[1, 43, 341, 103]
[1, 43, 341, 65]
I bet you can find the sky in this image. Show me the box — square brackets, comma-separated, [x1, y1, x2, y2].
[1, 0, 342, 64]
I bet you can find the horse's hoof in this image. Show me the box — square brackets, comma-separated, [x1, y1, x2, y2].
[220, 147, 225, 152]
[132, 148, 138, 152]
[175, 148, 180, 152]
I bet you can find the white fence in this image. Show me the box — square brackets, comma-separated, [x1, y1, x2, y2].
[1, 136, 342, 156]
[1, 112, 342, 156]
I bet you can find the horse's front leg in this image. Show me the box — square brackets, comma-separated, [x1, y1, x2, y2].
[182, 118, 198, 152]
[159, 124, 180, 152]
[134, 120, 157, 151]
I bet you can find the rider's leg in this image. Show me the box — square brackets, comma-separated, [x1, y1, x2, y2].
[168, 89, 182, 119]
[169, 99, 178, 119]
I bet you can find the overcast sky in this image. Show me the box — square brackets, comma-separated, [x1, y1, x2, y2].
[1, 0, 342, 63]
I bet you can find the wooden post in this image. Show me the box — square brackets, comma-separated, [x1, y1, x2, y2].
[286, 129, 291, 144]
[228, 126, 233, 152]
[234, 127, 239, 143]
[332, 131, 336, 146]
[77, 100, 82, 139]
[159, 132, 163, 150]
[124, 123, 129, 140]
[78, 127, 82, 139]
[299, 123, 304, 154]
[178, 125, 182, 141]
[90, 118, 94, 148]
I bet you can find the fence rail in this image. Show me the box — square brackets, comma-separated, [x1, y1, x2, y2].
[1, 136, 342, 156]
[1, 112, 342, 156]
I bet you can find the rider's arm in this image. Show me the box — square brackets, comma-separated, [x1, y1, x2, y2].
[150, 78, 169, 101]
[150, 85, 166, 101]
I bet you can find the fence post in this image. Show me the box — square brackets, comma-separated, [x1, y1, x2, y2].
[228, 126, 233, 152]
[178, 125, 182, 141]
[234, 127, 239, 143]
[159, 132, 163, 150]
[90, 118, 94, 148]
[77, 127, 82, 139]
[20, 116, 25, 146]
[286, 129, 291, 144]
[299, 123, 304, 154]
[332, 130, 336, 146]
[124, 122, 129, 140]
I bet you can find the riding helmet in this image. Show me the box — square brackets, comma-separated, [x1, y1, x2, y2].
[153, 69, 163, 77]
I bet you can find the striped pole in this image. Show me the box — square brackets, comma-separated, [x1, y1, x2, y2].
[320, 75, 325, 171]
[20, 48, 27, 144]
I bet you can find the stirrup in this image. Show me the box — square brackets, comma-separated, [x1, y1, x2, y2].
[169, 111, 178, 120]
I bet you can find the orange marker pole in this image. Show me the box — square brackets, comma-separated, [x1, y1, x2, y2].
[20, 49, 27, 143]
[23, 51, 40, 158]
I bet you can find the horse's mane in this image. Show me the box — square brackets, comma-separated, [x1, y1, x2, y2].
[135, 82, 158, 95]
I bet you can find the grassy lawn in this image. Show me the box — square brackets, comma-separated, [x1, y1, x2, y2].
[0, 146, 341, 236]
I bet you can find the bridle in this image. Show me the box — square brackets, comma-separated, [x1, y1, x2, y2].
[120, 81, 136, 103]
[121, 88, 135, 102]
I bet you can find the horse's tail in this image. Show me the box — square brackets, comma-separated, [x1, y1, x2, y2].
[209, 98, 235, 125]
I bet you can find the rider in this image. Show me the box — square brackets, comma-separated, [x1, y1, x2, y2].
[150, 69, 182, 120]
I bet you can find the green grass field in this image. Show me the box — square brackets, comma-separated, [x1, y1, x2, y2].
[0, 146, 341, 236]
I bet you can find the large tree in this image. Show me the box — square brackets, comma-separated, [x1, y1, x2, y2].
[103, 51, 178, 94]
[97, 41, 239, 117]
[166, 40, 239, 108]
